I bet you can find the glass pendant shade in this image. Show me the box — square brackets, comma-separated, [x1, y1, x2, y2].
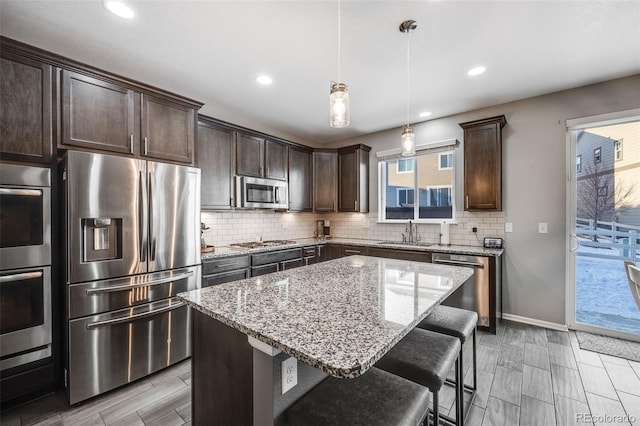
[401, 126, 415, 156]
[329, 82, 350, 128]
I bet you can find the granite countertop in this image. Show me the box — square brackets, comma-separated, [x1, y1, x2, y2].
[178, 255, 474, 378]
[201, 237, 503, 260]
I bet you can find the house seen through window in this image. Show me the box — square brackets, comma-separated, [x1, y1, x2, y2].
[379, 149, 455, 222]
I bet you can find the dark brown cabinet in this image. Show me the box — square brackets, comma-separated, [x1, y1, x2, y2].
[61, 71, 197, 164]
[366, 247, 431, 262]
[329, 244, 367, 259]
[197, 118, 234, 210]
[338, 144, 370, 213]
[61, 70, 138, 155]
[460, 115, 506, 211]
[288, 146, 313, 211]
[236, 133, 288, 180]
[251, 248, 303, 276]
[0, 50, 53, 164]
[202, 255, 251, 287]
[313, 150, 338, 212]
[141, 94, 195, 164]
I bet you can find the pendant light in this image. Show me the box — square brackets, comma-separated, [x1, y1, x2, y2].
[329, 0, 350, 128]
[400, 20, 417, 156]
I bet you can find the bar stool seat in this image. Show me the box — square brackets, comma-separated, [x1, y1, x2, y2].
[417, 305, 478, 425]
[276, 367, 429, 426]
[375, 328, 462, 426]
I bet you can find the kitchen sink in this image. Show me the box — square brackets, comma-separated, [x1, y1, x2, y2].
[377, 241, 431, 246]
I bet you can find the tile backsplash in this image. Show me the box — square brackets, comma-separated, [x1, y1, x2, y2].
[201, 210, 504, 248]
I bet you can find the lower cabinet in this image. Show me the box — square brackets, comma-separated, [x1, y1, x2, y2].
[329, 244, 367, 259]
[251, 248, 303, 277]
[366, 247, 431, 262]
[202, 255, 250, 287]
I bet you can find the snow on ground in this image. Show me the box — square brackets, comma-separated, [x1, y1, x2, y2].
[576, 239, 640, 334]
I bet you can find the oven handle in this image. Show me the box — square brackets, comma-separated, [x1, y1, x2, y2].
[0, 188, 42, 196]
[86, 300, 186, 329]
[433, 259, 485, 268]
[85, 270, 194, 295]
[0, 271, 43, 283]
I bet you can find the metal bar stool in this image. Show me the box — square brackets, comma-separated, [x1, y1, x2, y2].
[417, 305, 478, 424]
[375, 328, 462, 426]
[276, 366, 430, 426]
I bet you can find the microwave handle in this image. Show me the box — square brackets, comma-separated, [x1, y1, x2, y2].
[274, 186, 280, 204]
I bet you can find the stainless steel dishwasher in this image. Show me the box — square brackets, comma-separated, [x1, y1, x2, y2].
[432, 252, 500, 333]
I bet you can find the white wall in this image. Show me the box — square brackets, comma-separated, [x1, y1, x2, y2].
[325, 74, 640, 325]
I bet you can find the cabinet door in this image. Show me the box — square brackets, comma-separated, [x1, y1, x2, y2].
[313, 151, 337, 212]
[338, 149, 358, 212]
[197, 121, 234, 210]
[202, 269, 249, 287]
[236, 133, 264, 177]
[62, 70, 137, 155]
[141, 94, 195, 164]
[366, 248, 430, 262]
[461, 116, 505, 211]
[251, 264, 279, 277]
[288, 146, 312, 211]
[0, 52, 53, 164]
[265, 140, 288, 181]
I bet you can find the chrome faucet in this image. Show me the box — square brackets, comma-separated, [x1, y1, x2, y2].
[403, 220, 420, 244]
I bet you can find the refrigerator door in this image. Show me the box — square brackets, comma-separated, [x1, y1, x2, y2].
[147, 161, 200, 272]
[65, 151, 148, 283]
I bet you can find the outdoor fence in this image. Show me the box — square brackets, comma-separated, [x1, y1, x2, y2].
[576, 218, 640, 262]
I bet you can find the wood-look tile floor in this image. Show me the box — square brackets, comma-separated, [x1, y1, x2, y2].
[2, 320, 639, 426]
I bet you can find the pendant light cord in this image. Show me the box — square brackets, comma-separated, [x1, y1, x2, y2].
[337, 0, 341, 83]
[406, 29, 410, 128]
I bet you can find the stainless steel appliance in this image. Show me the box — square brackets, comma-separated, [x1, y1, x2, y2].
[0, 165, 52, 371]
[0, 164, 51, 270]
[432, 252, 500, 331]
[236, 176, 288, 209]
[63, 151, 201, 404]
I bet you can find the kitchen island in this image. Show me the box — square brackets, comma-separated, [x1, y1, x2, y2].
[178, 255, 474, 425]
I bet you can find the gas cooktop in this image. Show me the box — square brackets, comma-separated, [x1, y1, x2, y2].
[230, 240, 297, 250]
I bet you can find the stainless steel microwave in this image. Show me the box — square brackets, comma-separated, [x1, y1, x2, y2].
[235, 176, 288, 209]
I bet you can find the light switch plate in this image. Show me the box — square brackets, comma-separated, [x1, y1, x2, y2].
[505, 223, 513, 233]
[281, 357, 297, 394]
[538, 222, 548, 234]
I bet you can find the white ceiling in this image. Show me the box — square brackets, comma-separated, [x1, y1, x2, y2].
[1, 1, 639, 144]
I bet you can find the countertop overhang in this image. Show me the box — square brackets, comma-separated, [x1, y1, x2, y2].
[178, 255, 474, 378]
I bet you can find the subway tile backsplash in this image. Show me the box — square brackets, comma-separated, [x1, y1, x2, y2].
[201, 210, 504, 248]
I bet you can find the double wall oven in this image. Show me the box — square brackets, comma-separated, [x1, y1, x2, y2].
[0, 164, 52, 371]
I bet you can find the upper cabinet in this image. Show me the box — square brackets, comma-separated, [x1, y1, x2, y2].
[197, 118, 234, 210]
[236, 132, 288, 180]
[288, 146, 312, 212]
[460, 115, 507, 211]
[141, 94, 195, 164]
[338, 144, 370, 213]
[313, 150, 338, 212]
[61, 70, 198, 164]
[0, 47, 53, 164]
[61, 70, 138, 155]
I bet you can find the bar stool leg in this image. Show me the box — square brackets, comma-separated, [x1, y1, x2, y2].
[472, 328, 477, 391]
[457, 355, 464, 426]
[432, 391, 439, 426]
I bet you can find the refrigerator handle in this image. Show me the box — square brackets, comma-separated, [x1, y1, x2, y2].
[139, 170, 148, 262]
[149, 171, 156, 262]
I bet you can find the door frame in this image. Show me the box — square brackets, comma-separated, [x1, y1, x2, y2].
[565, 108, 640, 340]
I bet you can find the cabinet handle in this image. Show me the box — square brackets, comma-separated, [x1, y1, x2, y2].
[213, 262, 241, 268]
[129, 135, 134, 153]
[354, 200, 358, 211]
[144, 137, 148, 155]
[267, 166, 270, 176]
[344, 250, 361, 255]
[465, 195, 469, 209]
[260, 166, 264, 176]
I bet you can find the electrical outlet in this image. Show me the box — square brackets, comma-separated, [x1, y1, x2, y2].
[505, 223, 513, 233]
[472, 227, 478, 233]
[281, 357, 297, 394]
[538, 222, 548, 234]
[468, 222, 477, 232]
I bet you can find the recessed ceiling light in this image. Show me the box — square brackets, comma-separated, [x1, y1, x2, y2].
[103, 1, 135, 19]
[419, 111, 432, 118]
[256, 75, 273, 85]
[467, 66, 486, 76]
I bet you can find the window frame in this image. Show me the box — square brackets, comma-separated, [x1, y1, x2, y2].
[576, 154, 582, 172]
[378, 148, 456, 224]
[614, 139, 623, 161]
[396, 158, 415, 174]
[438, 153, 453, 170]
[396, 188, 415, 207]
[594, 147, 602, 163]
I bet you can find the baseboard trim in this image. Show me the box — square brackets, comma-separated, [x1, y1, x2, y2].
[502, 313, 569, 332]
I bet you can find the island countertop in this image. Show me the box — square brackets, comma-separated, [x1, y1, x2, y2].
[178, 255, 473, 378]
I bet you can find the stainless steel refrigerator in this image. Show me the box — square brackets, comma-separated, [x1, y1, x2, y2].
[62, 151, 201, 404]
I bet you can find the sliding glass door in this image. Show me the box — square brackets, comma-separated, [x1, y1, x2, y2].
[566, 110, 640, 341]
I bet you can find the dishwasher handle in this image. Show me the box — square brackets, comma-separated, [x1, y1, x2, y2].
[433, 258, 485, 268]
